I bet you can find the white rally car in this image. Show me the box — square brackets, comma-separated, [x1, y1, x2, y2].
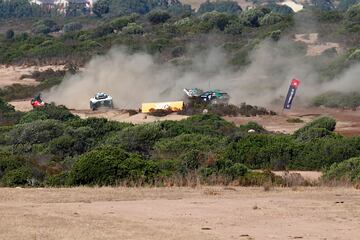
[90, 92, 113, 111]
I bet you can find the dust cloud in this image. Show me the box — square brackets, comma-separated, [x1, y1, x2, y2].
[45, 40, 358, 110]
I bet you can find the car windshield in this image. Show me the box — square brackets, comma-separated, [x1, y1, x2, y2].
[95, 93, 108, 100]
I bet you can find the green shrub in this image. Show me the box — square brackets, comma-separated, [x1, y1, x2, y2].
[5, 29, 14, 40]
[122, 23, 144, 34]
[110, 14, 138, 30]
[48, 135, 77, 158]
[178, 114, 237, 136]
[287, 118, 304, 123]
[147, 10, 171, 24]
[266, 4, 294, 15]
[105, 123, 165, 155]
[348, 48, 360, 61]
[294, 116, 336, 137]
[69, 117, 132, 140]
[32, 19, 60, 35]
[2, 167, 32, 187]
[222, 134, 299, 170]
[19, 111, 48, 124]
[312, 91, 360, 108]
[0, 151, 24, 178]
[45, 172, 70, 187]
[8, 119, 65, 146]
[292, 137, 360, 170]
[167, 3, 193, 16]
[338, 0, 360, 11]
[239, 170, 283, 186]
[239, 121, 267, 134]
[260, 13, 284, 25]
[323, 157, 360, 182]
[199, 11, 235, 32]
[224, 19, 243, 34]
[223, 163, 248, 179]
[153, 133, 225, 160]
[345, 3, 360, 31]
[69, 146, 159, 186]
[63, 22, 83, 33]
[296, 127, 333, 142]
[197, 0, 242, 14]
[241, 7, 270, 27]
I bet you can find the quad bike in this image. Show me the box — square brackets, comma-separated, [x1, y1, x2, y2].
[31, 94, 45, 108]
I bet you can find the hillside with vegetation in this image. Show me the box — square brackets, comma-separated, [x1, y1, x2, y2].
[0, 0, 360, 187]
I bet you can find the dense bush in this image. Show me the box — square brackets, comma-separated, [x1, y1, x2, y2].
[153, 133, 225, 160]
[266, 4, 294, 15]
[199, 11, 235, 32]
[110, 14, 138, 30]
[323, 157, 360, 182]
[147, 10, 171, 24]
[63, 22, 83, 33]
[2, 167, 32, 187]
[122, 23, 144, 34]
[345, 3, 360, 31]
[241, 7, 271, 27]
[260, 13, 284, 26]
[69, 146, 159, 186]
[32, 19, 60, 35]
[338, 0, 360, 11]
[222, 134, 299, 170]
[291, 137, 360, 170]
[20, 104, 76, 123]
[0, 151, 24, 178]
[0, 0, 42, 19]
[106, 123, 165, 155]
[8, 119, 65, 146]
[198, 0, 242, 14]
[312, 91, 360, 109]
[294, 116, 336, 137]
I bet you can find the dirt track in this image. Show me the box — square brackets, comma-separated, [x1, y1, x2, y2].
[9, 98, 360, 136]
[0, 187, 359, 240]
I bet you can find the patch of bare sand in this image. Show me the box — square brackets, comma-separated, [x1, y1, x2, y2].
[294, 33, 341, 56]
[71, 109, 188, 124]
[0, 187, 359, 240]
[0, 65, 65, 88]
[8, 99, 33, 112]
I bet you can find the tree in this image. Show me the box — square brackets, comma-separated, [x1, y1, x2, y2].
[266, 4, 294, 15]
[345, 3, 360, 31]
[0, 0, 42, 19]
[63, 22, 83, 33]
[198, 0, 242, 14]
[5, 29, 14, 40]
[93, 0, 110, 17]
[259, 13, 284, 26]
[338, 0, 360, 11]
[147, 10, 171, 24]
[312, 0, 335, 11]
[241, 7, 271, 27]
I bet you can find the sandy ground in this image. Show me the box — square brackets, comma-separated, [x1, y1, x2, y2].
[0, 65, 65, 88]
[0, 187, 359, 240]
[72, 109, 189, 124]
[225, 107, 360, 136]
[294, 33, 341, 56]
